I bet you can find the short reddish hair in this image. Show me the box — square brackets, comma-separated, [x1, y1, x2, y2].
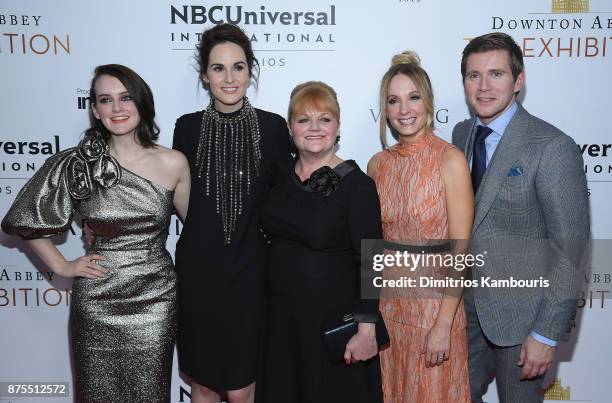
[288, 81, 340, 123]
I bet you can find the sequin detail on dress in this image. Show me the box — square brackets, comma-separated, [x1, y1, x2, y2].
[2, 145, 176, 402]
[195, 97, 262, 244]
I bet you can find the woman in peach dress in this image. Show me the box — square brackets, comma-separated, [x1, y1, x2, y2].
[368, 51, 473, 402]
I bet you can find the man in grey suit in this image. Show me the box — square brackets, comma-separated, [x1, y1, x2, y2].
[452, 32, 590, 403]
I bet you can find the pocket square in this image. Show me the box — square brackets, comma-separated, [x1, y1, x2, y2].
[507, 166, 523, 176]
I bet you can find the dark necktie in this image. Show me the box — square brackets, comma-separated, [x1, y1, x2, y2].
[471, 125, 493, 193]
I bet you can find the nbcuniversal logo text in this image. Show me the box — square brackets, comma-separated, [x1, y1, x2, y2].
[169, 4, 338, 50]
[170, 5, 336, 26]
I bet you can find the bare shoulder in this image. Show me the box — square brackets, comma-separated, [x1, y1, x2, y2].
[367, 150, 386, 177]
[441, 146, 472, 195]
[442, 146, 469, 175]
[149, 145, 189, 172]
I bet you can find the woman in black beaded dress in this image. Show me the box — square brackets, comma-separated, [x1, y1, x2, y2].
[171, 24, 289, 403]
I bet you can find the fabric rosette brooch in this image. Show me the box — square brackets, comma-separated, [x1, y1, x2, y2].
[308, 166, 340, 197]
[64, 134, 121, 200]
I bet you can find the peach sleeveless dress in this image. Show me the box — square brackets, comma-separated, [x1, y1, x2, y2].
[371, 132, 470, 403]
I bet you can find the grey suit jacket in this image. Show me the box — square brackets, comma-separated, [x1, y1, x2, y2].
[452, 102, 590, 346]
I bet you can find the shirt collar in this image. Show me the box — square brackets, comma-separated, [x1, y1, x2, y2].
[475, 101, 518, 137]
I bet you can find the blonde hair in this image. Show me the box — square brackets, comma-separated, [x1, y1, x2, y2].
[379, 50, 434, 148]
[288, 81, 340, 124]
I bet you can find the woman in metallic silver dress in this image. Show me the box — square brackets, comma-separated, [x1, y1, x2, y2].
[2, 64, 190, 402]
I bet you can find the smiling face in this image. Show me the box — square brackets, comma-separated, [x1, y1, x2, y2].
[203, 42, 250, 113]
[290, 108, 339, 158]
[463, 49, 524, 125]
[92, 74, 141, 138]
[386, 73, 430, 143]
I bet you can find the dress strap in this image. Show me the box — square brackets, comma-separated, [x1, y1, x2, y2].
[333, 159, 358, 179]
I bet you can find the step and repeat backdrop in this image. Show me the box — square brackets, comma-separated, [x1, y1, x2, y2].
[1, 0, 610, 401]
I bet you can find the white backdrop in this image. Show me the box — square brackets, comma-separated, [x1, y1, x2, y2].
[1, 0, 610, 401]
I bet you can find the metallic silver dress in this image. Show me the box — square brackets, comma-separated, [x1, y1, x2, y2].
[2, 137, 176, 402]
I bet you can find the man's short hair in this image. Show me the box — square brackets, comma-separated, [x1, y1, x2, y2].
[461, 32, 524, 81]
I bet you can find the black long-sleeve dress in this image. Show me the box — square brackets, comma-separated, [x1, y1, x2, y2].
[260, 160, 384, 403]
[172, 106, 289, 390]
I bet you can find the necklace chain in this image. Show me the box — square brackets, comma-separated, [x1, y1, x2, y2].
[195, 97, 262, 244]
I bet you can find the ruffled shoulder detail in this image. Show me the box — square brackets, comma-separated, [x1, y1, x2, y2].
[1, 135, 122, 239]
[65, 135, 121, 199]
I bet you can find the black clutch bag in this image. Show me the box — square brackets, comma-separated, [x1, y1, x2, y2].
[322, 313, 390, 364]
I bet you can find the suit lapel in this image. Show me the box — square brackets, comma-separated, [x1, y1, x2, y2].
[473, 104, 531, 232]
[462, 119, 478, 161]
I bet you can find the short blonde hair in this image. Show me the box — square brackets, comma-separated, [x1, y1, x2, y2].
[379, 51, 434, 148]
[288, 81, 340, 123]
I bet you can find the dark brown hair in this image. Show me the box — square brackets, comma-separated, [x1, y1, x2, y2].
[197, 23, 259, 89]
[461, 32, 524, 81]
[87, 64, 159, 148]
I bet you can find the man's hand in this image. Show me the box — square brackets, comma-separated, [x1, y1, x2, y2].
[518, 334, 556, 380]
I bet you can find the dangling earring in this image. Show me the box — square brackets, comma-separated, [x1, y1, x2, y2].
[334, 135, 340, 145]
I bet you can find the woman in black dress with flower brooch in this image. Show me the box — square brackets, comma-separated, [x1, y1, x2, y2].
[171, 24, 289, 403]
[260, 81, 384, 402]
